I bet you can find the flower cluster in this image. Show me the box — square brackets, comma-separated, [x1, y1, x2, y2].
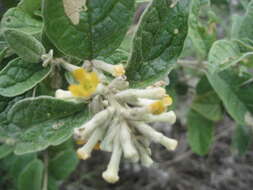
[55, 60, 177, 183]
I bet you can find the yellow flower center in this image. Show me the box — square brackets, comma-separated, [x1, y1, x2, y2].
[68, 68, 100, 98]
[148, 95, 173, 115]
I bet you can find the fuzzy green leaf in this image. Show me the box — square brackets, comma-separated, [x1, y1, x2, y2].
[126, 0, 190, 87]
[0, 58, 51, 97]
[187, 109, 214, 155]
[1, 7, 43, 35]
[17, 159, 44, 190]
[3, 29, 46, 63]
[18, 0, 42, 16]
[206, 70, 253, 126]
[49, 149, 78, 180]
[191, 77, 222, 121]
[233, 125, 252, 155]
[43, 0, 135, 59]
[208, 40, 253, 73]
[7, 96, 89, 155]
[0, 144, 14, 159]
[238, 1, 253, 44]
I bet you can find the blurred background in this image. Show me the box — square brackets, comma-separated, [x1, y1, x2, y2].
[0, 0, 253, 190]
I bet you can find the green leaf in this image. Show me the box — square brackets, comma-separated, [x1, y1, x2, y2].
[17, 159, 44, 190]
[48, 176, 59, 190]
[3, 29, 46, 63]
[18, 0, 41, 16]
[0, 58, 51, 97]
[231, 15, 244, 39]
[0, 96, 10, 113]
[43, 0, 135, 59]
[208, 40, 253, 73]
[0, 144, 14, 159]
[232, 125, 252, 155]
[1, 7, 43, 35]
[192, 77, 222, 121]
[126, 0, 190, 87]
[206, 70, 253, 125]
[238, 1, 253, 44]
[9, 153, 37, 180]
[98, 49, 129, 65]
[7, 96, 89, 154]
[187, 0, 216, 59]
[187, 109, 214, 155]
[49, 149, 78, 180]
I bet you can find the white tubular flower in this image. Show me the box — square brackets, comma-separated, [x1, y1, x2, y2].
[92, 60, 125, 77]
[102, 135, 122, 184]
[100, 118, 119, 152]
[134, 140, 153, 167]
[57, 58, 80, 72]
[141, 111, 176, 124]
[120, 121, 139, 162]
[131, 121, 178, 151]
[115, 88, 166, 101]
[108, 77, 129, 91]
[77, 127, 106, 160]
[74, 107, 115, 139]
[89, 95, 104, 114]
[55, 89, 74, 99]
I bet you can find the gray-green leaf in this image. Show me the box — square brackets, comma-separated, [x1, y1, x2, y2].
[187, 109, 214, 155]
[206, 70, 253, 126]
[232, 125, 252, 155]
[1, 7, 43, 35]
[238, 0, 253, 44]
[192, 77, 222, 121]
[3, 29, 45, 63]
[49, 149, 78, 180]
[43, 0, 135, 59]
[17, 159, 44, 190]
[0, 58, 51, 97]
[208, 40, 253, 73]
[0, 144, 14, 159]
[18, 0, 42, 16]
[126, 0, 190, 87]
[7, 96, 89, 155]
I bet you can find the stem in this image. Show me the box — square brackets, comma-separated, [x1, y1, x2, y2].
[42, 151, 49, 190]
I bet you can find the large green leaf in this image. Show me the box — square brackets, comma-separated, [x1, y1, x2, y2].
[49, 149, 78, 180]
[187, 109, 214, 155]
[9, 153, 37, 180]
[0, 144, 14, 159]
[17, 159, 44, 190]
[238, 0, 253, 44]
[43, 0, 135, 59]
[18, 0, 42, 16]
[192, 77, 222, 121]
[0, 58, 51, 97]
[206, 70, 253, 126]
[208, 40, 253, 73]
[1, 7, 43, 35]
[4, 29, 46, 63]
[232, 125, 252, 155]
[126, 0, 190, 87]
[7, 96, 89, 154]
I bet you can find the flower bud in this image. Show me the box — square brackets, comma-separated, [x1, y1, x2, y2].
[93, 60, 125, 77]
